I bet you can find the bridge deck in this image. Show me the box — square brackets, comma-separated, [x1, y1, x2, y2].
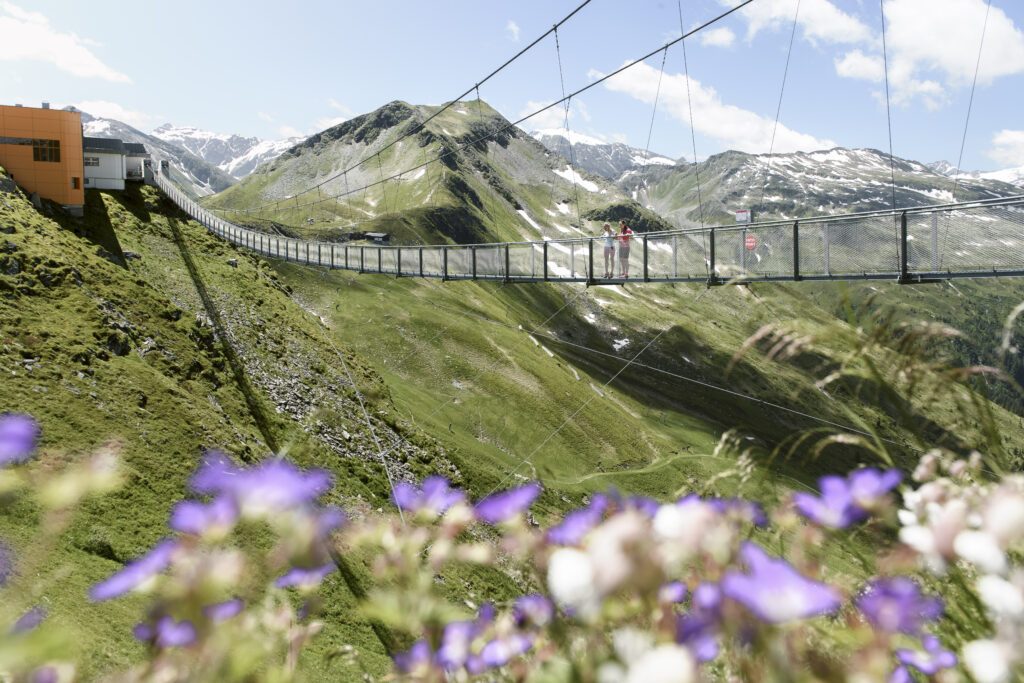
[156, 173, 1024, 286]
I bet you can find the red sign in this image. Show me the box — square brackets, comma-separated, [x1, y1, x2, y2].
[745, 234, 757, 251]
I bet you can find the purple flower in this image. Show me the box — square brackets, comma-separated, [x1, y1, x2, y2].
[315, 506, 346, 536]
[474, 483, 541, 524]
[204, 598, 244, 621]
[889, 667, 912, 683]
[394, 640, 431, 673]
[626, 495, 660, 517]
[849, 468, 902, 509]
[133, 622, 154, 642]
[0, 541, 12, 587]
[30, 667, 58, 683]
[90, 539, 177, 601]
[169, 496, 237, 535]
[393, 476, 465, 515]
[155, 616, 197, 648]
[10, 606, 46, 634]
[0, 414, 39, 466]
[793, 476, 867, 529]
[857, 577, 943, 635]
[480, 633, 535, 668]
[275, 562, 335, 589]
[436, 620, 479, 670]
[794, 468, 902, 529]
[547, 495, 607, 545]
[896, 635, 957, 675]
[191, 453, 332, 516]
[513, 594, 553, 627]
[721, 542, 841, 623]
[676, 583, 723, 663]
[659, 581, 688, 604]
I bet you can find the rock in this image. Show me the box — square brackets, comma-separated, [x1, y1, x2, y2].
[1, 241, 17, 253]
[227, 258, 238, 268]
[342, 430, 351, 441]
[29, 193, 41, 209]
[124, 251, 142, 261]
[0, 225, 14, 234]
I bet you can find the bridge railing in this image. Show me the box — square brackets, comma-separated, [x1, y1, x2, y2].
[156, 171, 1024, 284]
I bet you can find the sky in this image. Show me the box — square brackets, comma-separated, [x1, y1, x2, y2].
[2, 0, 1023, 172]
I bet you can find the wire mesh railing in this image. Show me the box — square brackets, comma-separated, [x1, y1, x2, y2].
[156, 171, 1024, 285]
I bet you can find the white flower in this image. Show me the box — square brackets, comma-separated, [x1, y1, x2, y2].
[899, 525, 946, 573]
[954, 531, 1007, 575]
[976, 575, 1024, 616]
[547, 547, 599, 619]
[984, 490, 1024, 547]
[963, 640, 1012, 683]
[589, 512, 647, 595]
[625, 644, 695, 683]
[612, 627, 654, 665]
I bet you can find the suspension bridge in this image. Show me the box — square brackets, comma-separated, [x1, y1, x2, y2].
[153, 0, 1024, 288]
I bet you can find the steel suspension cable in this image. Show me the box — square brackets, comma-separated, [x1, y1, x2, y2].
[758, 0, 802, 216]
[239, 0, 758, 219]
[554, 26, 585, 232]
[879, 0, 898, 214]
[951, 0, 993, 204]
[677, 0, 708, 278]
[640, 48, 669, 176]
[244, 0, 596, 216]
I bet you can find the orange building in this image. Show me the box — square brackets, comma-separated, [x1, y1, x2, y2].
[0, 104, 85, 215]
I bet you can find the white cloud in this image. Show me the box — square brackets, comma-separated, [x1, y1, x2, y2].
[519, 99, 581, 131]
[0, 2, 130, 82]
[73, 100, 154, 128]
[257, 111, 275, 123]
[989, 129, 1024, 167]
[279, 125, 303, 138]
[506, 19, 520, 42]
[597, 61, 835, 154]
[885, 0, 1024, 105]
[313, 116, 347, 132]
[834, 49, 884, 82]
[700, 27, 736, 48]
[327, 98, 353, 116]
[725, 0, 871, 45]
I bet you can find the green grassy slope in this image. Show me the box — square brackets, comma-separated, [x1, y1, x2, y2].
[0, 175, 464, 678]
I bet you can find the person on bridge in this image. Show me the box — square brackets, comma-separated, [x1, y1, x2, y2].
[617, 221, 635, 279]
[597, 223, 615, 279]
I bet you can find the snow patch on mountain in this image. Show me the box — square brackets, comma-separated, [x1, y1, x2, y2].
[553, 167, 599, 192]
[152, 124, 304, 180]
[532, 129, 677, 181]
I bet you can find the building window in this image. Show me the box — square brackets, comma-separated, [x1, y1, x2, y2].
[32, 139, 60, 163]
[72, 177, 80, 190]
[84, 156, 100, 167]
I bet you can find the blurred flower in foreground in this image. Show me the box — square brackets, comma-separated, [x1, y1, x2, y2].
[90, 539, 177, 601]
[0, 414, 39, 466]
[721, 542, 840, 623]
[895, 634, 956, 676]
[393, 476, 465, 517]
[794, 468, 901, 529]
[191, 452, 332, 518]
[474, 482, 541, 524]
[857, 577, 943, 635]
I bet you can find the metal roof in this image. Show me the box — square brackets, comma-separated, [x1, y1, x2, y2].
[82, 137, 125, 154]
[124, 142, 149, 156]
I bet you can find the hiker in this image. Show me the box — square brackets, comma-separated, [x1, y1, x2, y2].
[617, 220, 635, 278]
[597, 222, 615, 279]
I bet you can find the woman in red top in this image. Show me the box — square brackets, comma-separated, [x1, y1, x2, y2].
[617, 220, 635, 278]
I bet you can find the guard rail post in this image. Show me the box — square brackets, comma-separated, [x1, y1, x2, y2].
[588, 238, 594, 284]
[504, 243, 510, 283]
[419, 247, 424, 277]
[707, 229, 718, 286]
[317, 243, 322, 266]
[377, 247, 382, 273]
[443, 248, 449, 281]
[397, 247, 402, 278]
[543, 242, 549, 281]
[899, 211, 909, 283]
[472, 247, 477, 280]
[643, 234, 650, 282]
[793, 221, 801, 281]
[360, 247, 365, 273]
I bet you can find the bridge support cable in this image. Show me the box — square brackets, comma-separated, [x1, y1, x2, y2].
[483, 327, 669, 497]
[246, 0, 758, 222]
[677, 0, 709, 280]
[942, 0, 993, 269]
[639, 48, 669, 176]
[879, 0, 904, 272]
[757, 0, 802, 217]
[554, 26, 585, 234]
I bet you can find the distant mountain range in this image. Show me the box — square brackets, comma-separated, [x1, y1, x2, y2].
[928, 160, 1024, 189]
[530, 128, 676, 182]
[151, 124, 304, 180]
